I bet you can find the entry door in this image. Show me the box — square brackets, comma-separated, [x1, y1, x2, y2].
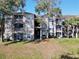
[35, 28, 40, 39]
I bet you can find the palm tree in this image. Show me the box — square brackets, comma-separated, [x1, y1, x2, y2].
[35, 0, 60, 39]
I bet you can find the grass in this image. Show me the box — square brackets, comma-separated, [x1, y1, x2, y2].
[0, 53, 6, 59]
[0, 38, 79, 59]
[58, 38, 79, 45]
[0, 41, 43, 59]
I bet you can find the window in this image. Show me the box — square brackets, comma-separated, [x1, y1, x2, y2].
[18, 15, 23, 19]
[56, 19, 59, 23]
[14, 23, 23, 28]
[42, 23, 47, 29]
[14, 15, 18, 19]
[14, 33, 23, 40]
[14, 15, 23, 19]
[56, 25, 61, 30]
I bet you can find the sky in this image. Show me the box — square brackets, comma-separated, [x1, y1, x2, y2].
[60, 0, 79, 15]
[25, 0, 79, 15]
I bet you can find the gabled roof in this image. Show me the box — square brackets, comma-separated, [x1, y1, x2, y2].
[13, 12, 35, 16]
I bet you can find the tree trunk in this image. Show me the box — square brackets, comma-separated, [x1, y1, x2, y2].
[72, 26, 74, 38]
[1, 14, 4, 42]
[76, 27, 78, 38]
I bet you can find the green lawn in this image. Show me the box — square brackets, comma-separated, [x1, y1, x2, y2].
[0, 38, 79, 59]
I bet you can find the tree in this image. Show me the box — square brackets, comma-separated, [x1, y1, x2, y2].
[35, 0, 60, 16]
[64, 17, 79, 38]
[35, 0, 60, 23]
[52, 8, 61, 15]
[35, 0, 60, 39]
[0, 0, 21, 14]
[0, 0, 26, 14]
[64, 17, 79, 25]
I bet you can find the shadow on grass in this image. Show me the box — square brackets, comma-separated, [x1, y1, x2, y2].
[4, 41, 22, 46]
[30, 39, 49, 44]
[23, 39, 43, 44]
[4, 39, 49, 46]
[4, 39, 40, 46]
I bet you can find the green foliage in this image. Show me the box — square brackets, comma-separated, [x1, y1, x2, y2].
[35, 17, 42, 24]
[46, 8, 62, 17]
[52, 8, 61, 14]
[35, 0, 59, 15]
[35, 0, 49, 14]
[64, 17, 79, 25]
[0, 0, 23, 14]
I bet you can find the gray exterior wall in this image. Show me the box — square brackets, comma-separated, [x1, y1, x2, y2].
[42, 15, 63, 38]
[4, 15, 13, 40]
[4, 12, 34, 40]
